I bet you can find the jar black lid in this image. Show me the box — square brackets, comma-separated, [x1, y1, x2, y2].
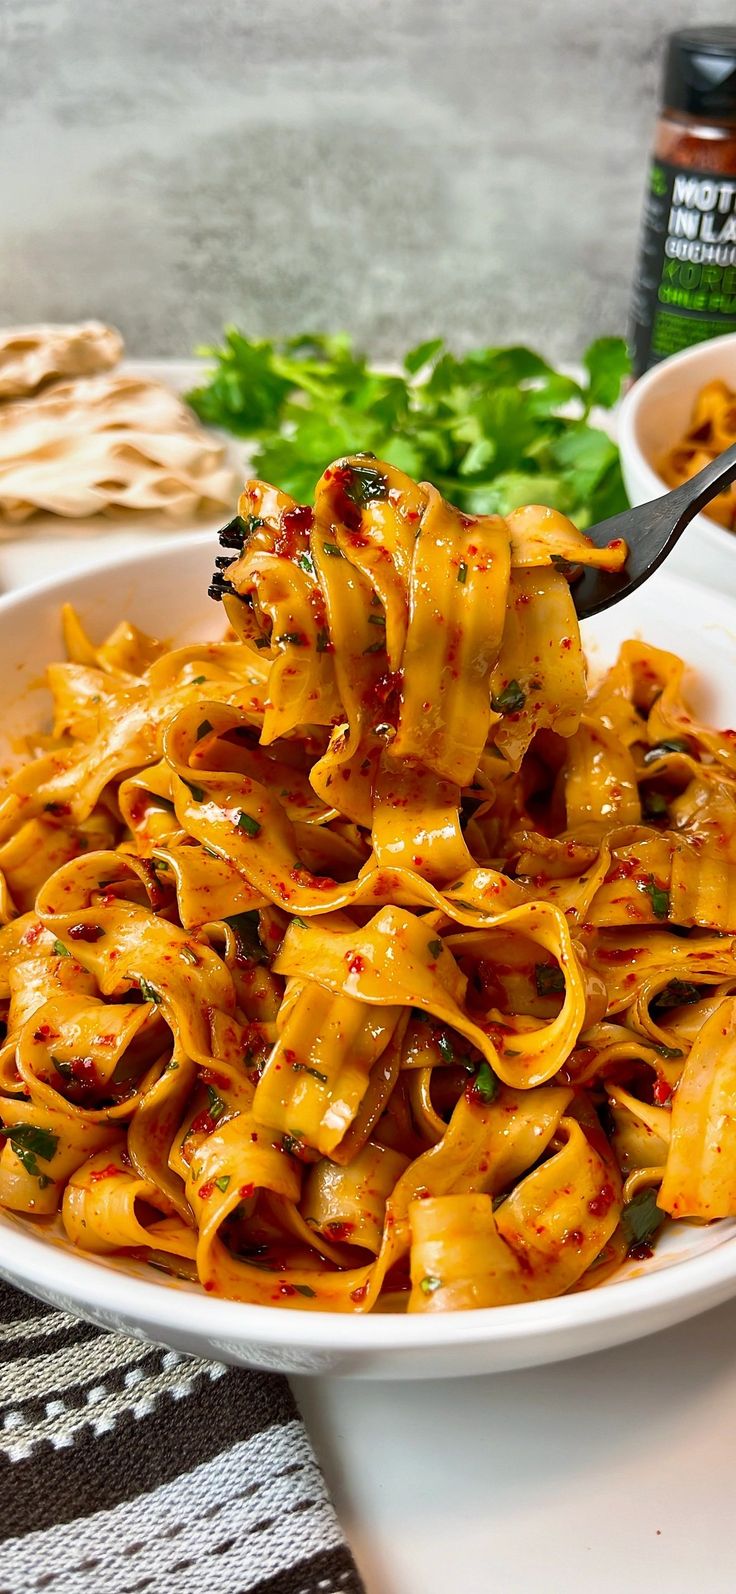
[663, 26, 736, 120]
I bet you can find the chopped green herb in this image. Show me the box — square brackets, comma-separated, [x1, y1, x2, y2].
[292, 916, 308, 929]
[534, 963, 565, 996]
[165, 1060, 180, 1072]
[215, 1175, 231, 1192]
[457, 561, 468, 584]
[322, 541, 343, 558]
[654, 1043, 684, 1060]
[293, 1282, 317, 1298]
[254, 635, 271, 649]
[196, 719, 214, 741]
[450, 898, 478, 913]
[368, 613, 386, 627]
[637, 875, 670, 920]
[51, 1054, 71, 1080]
[207, 1084, 227, 1121]
[550, 554, 579, 578]
[191, 675, 206, 685]
[473, 1061, 499, 1102]
[52, 939, 71, 959]
[276, 631, 305, 646]
[291, 1062, 329, 1082]
[225, 911, 268, 964]
[316, 629, 331, 652]
[437, 1032, 455, 1065]
[427, 938, 443, 959]
[419, 1275, 442, 1294]
[236, 810, 262, 837]
[492, 680, 526, 715]
[153, 856, 170, 871]
[363, 639, 384, 654]
[654, 979, 701, 1009]
[139, 976, 163, 1006]
[340, 463, 389, 507]
[281, 1132, 306, 1159]
[182, 779, 205, 802]
[186, 331, 628, 525]
[180, 946, 199, 966]
[621, 1187, 665, 1250]
[298, 549, 317, 578]
[643, 790, 668, 819]
[643, 738, 691, 764]
[0, 1122, 58, 1181]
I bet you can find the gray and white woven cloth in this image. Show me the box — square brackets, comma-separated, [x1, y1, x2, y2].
[0, 1280, 365, 1594]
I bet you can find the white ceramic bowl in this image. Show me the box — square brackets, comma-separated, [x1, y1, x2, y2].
[3, 537, 736, 1377]
[618, 332, 736, 595]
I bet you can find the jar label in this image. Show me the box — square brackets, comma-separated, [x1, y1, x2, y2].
[629, 159, 736, 377]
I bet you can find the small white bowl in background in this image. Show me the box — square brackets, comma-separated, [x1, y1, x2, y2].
[618, 331, 736, 596]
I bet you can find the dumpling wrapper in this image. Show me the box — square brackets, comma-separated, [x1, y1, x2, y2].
[0, 322, 123, 400]
[0, 373, 236, 525]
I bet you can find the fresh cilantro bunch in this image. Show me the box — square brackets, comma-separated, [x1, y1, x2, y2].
[187, 330, 629, 526]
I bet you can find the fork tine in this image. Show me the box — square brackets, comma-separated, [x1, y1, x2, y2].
[574, 438, 736, 621]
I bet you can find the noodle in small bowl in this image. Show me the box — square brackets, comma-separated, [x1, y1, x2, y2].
[3, 513, 736, 1377]
[618, 330, 736, 591]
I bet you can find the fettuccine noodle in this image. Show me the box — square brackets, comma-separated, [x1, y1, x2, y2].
[2, 453, 735, 1314]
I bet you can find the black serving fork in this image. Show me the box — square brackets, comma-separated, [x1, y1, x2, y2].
[209, 441, 736, 617]
[573, 439, 736, 621]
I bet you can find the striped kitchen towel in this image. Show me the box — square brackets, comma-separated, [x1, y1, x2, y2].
[0, 1281, 365, 1594]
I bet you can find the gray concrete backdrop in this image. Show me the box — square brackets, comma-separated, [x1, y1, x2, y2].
[2, 0, 734, 362]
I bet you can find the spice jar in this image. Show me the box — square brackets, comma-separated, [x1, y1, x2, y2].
[629, 26, 736, 377]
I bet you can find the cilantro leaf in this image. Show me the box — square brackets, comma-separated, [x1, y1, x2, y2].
[186, 330, 629, 528]
[225, 910, 268, 964]
[139, 976, 163, 1006]
[637, 875, 670, 920]
[492, 680, 526, 715]
[236, 811, 262, 837]
[644, 738, 691, 764]
[473, 1061, 499, 1102]
[206, 1084, 227, 1121]
[582, 336, 630, 412]
[0, 1121, 59, 1181]
[621, 1188, 665, 1251]
[534, 963, 565, 996]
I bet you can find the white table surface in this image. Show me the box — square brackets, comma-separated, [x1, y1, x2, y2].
[4, 358, 736, 1593]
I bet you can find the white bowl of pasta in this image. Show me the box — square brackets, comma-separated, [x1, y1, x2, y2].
[618, 331, 736, 591]
[4, 460, 736, 1379]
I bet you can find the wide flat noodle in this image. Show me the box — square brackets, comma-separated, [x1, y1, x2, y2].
[2, 453, 733, 1314]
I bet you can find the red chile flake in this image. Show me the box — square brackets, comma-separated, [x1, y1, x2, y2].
[190, 1110, 216, 1135]
[68, 923, 104, 942]
[347, 953, 366, 975]
[588, 1183, 616, 1217]
[653, 1078, 673, 1105]
[324, 1221, 354, 1241]
[89, 1163, 125, 1183]
[69, 1056, 99, 1090]
[273, 504, 314, 558]
[239, 1182, 255, 1199]
[198, 1180, 217, 1200]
